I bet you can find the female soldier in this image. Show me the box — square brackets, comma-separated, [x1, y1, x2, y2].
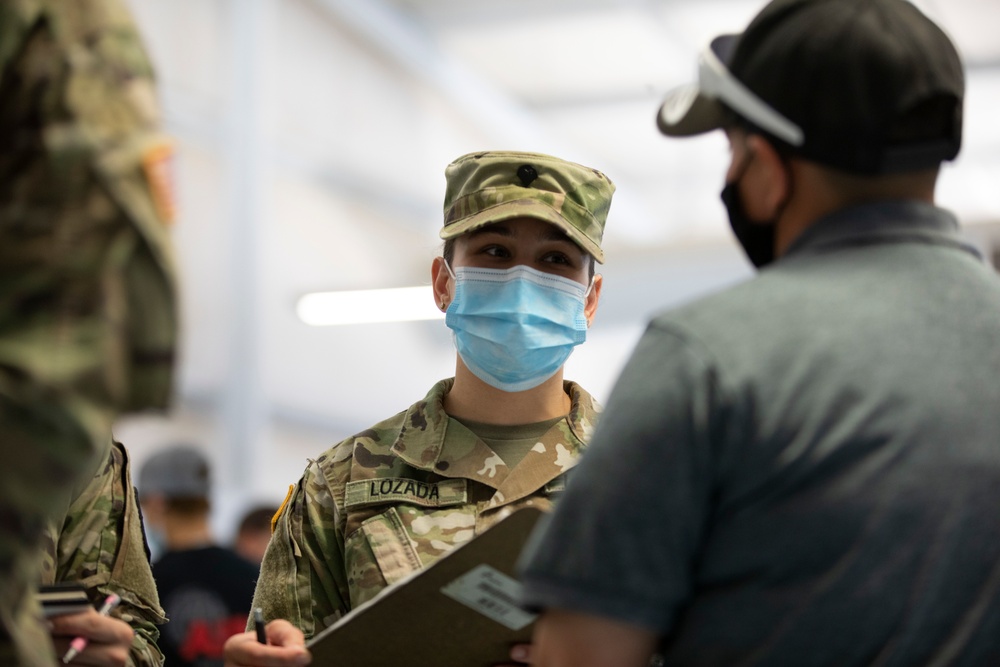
[223, 150, 614, 667]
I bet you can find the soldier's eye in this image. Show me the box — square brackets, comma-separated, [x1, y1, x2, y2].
[483, 245, 511, 258]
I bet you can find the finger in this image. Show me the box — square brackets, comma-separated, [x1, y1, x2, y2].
[53, 617, 134, 667]
[509, 643, 533, 664]
[53, 610, 135, 645]
[265, 619, 307, 648]
[224, 631, 311, 667]
[62, 641, 131, 666]
[51, 611, 134, 647]
[494, 642, 534, 666]
[48, 609, 96, 637]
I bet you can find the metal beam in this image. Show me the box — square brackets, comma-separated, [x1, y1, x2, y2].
[218, 0, 275, 519]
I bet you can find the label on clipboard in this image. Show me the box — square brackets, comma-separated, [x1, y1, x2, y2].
[440, 564, 537, 630]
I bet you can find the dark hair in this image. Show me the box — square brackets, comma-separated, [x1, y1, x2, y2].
[165, 497, 210, 516]
[443, 238, 456, 265]
[238, 506, 277, 535]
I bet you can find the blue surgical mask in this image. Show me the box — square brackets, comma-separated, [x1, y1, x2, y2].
[445, 264, 591, 392]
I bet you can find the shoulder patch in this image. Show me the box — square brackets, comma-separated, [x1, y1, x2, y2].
[141, 139, 176, 225]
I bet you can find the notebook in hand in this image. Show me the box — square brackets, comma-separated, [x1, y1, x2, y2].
[36, 582, 91, 618]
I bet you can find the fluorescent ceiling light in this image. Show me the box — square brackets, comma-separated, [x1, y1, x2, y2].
[297, 286, 444, 326]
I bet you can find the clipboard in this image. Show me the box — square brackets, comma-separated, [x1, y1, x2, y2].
[306, 506, 544, 667]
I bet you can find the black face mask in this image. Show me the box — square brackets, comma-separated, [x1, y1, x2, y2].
[720, 144, 791, 269]
[721, 180, 776, 268]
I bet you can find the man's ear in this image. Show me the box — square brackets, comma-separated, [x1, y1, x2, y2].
[431, 256, 452, 311]
[584, 273, 602, 327]
[744, 134, 791, 219]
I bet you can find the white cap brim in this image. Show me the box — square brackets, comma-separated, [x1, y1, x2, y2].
[656, 34, 803, 146]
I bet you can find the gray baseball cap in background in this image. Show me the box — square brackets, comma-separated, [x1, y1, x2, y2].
[138, 445, 211, 498]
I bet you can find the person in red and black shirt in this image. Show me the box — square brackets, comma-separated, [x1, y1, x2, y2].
[139, 446, 259, 667]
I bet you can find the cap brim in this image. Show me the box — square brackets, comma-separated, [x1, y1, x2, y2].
[439, 200, 605, 264]
[656, 34, 738, 138]
[657, 82, 729, 137]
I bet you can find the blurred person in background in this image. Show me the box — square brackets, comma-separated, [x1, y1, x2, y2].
[233, 506, 278, 567]
[140, 446, 259, 667]
[517, 0, 1000, 665]
[0, 0, 178, 664]
[223, 150, 615, 667]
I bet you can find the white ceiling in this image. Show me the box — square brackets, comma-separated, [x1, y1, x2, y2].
[117, 0, 1000, 519]
[385, 0, 1000, 235]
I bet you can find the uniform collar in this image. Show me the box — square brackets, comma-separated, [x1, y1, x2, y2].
[390, 378, 599, 484]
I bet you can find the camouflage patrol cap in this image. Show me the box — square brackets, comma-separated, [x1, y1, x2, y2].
[440, 151, 615, 263]
[138, 445, 211, 499]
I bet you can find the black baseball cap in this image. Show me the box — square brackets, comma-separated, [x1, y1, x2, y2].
[657, 0, 964, 174]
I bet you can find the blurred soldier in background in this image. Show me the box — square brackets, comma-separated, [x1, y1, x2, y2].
[0, 0, 178, 664]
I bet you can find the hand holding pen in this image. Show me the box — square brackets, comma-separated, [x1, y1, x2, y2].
[49, 592, 133, 665]
[223, 613, 311, 666]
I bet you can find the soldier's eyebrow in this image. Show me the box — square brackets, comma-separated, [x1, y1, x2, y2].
[468, 222, 574, 245]
[539, 226, 574, 243]
[467, 223, 514, 240]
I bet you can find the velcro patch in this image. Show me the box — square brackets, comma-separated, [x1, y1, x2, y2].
[345, 478, 467, 509]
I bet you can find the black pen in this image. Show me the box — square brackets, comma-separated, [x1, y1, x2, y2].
[254, 607, 267, 644]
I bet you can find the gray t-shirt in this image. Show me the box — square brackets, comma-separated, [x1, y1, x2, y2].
[519, 201, 1000, 665]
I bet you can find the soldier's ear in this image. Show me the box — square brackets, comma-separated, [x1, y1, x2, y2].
[431, 257, 452, 311]
[584, 274, 602, 327]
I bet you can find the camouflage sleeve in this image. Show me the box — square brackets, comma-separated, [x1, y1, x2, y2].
[249, 460, 351, 639]
[0, 1, 174, 663]
[40, 441, 166, 667]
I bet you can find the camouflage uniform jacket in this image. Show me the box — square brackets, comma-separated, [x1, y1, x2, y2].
[39, 441, 166, 667]
[250, 378, 600, 638]
[0, 1, 176, 664]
